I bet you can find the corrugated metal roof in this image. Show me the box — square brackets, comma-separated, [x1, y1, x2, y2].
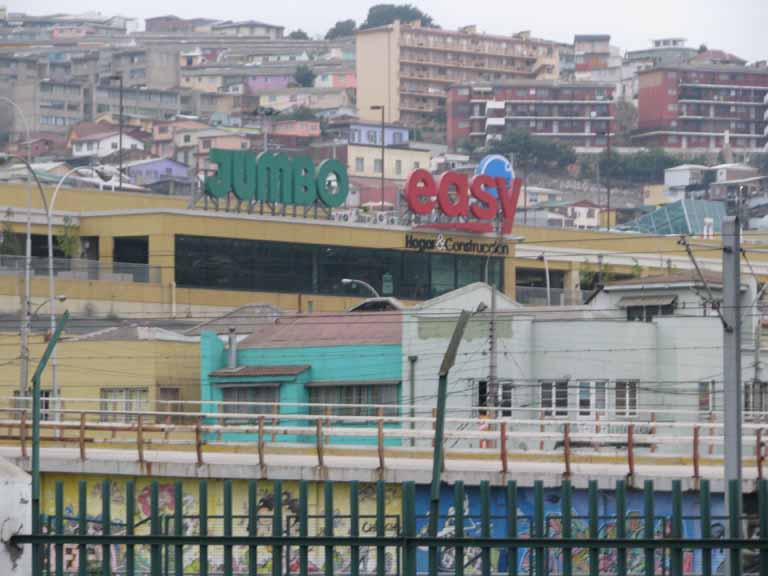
[209, 365, 310, 378]
[617, 295, 677, 307]
[239, 313, 402, 348]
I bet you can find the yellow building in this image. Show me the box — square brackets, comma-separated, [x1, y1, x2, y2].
[0, 331, 200, 419]
[347, 143, 432, 180]
[643, 184, 669, 207]
[356, 21, 560, 125]
[2, 180, 767, 321]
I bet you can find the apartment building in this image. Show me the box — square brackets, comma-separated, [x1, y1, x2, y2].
[447, 80, 615, 150]
[94, 84, 181, 121]
[111, 47, 180, 89]
[634, 65, 768, 151]
[356, 21, 559, 125]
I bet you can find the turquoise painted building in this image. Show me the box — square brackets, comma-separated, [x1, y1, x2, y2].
[200, 312, 402, 444]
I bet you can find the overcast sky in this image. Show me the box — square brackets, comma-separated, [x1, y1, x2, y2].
[12, 0, 767, 62]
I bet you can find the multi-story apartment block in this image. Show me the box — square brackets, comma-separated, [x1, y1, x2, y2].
[356, 21, 559, 125]
[110, 47, 180, 89]
[447, 80, 615, 150]
[634, 65, 768, 151]
[94, 84, 181, 121]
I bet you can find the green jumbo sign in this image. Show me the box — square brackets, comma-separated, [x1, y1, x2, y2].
[204, 149, 349, 207]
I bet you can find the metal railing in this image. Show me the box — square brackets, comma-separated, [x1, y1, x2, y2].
[5, 397, 768, 480]
[15, 477, 768, 576]
[514, 285, 590, 306]
[0, 255, 161, 284]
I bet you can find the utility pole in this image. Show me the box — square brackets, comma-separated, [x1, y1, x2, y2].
[722, 215, 742, 574]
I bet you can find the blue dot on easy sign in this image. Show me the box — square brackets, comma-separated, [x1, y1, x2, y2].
[474, 155, 515, 198]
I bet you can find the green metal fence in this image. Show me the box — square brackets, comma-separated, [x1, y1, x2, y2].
[15, 478, 768, 576]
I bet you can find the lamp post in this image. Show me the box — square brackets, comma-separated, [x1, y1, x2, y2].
[537, 253, 551, 306]
[45, 166, 110, 420]
[370, 105, 385, 211]
[341, 278, 380, 298]
[0, 98, 34, 394]
[107, 74, 124, 190]
[0, 152, 49, 397]
[591, 109, 612, 230]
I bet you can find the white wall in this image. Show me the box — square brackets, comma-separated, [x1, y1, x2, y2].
[0, 457, 30, 576]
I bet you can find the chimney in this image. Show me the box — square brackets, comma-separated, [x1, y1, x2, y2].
[227, 327, 237, 369]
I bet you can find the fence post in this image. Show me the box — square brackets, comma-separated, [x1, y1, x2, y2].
[349, 482, 359, 576]
[151, 481, 160, 576]
[78, 480, 87, 576]
[126, 480, 135, 576]
[377, 407, 385, 471]
[759, 479, 768, 576]
[693, 426, 701, 480]
[199, 481, 208, 576]
[507, 481, 518, 576]
[376, 481, 385, 576]
[101, 479, 111, 576]
[195, 417, 203, 466]
[562, 480, 573, 576]
[272, 480, 283, 576]
[481, 481, 491, 576]
[137, 414, 145, 464]
[670, 480, 683, 575]
[563, 423, 571, 479]
[534, 480, 544, 576]
[500, 421, 508, 474]
[79, 413, 86, 462]
[455, 481, 465, 576]
[627, 424, 635, 478]
[324, 481, 334, 576]
[174, 481, 184, 576]
[402, 482, 416, 576]
[55, 480, 63, 576]
[700, 479, 712, 576]
[224, 479, 233, 576]
[588, 480, 599, 576]
[315, 418, 324, 468]
[616, 479, 627, 576]
[249, 479, 259, 576]
[20, 410, 26, 459]
[258, 415, 266, 470]
[643, 480, 654, 576]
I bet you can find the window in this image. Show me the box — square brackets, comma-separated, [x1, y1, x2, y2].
[540, 381, 568, 417]
[699, 380, 716, 413]
[14, 390, 51, 420]
[746, 380, 768, 415]
[393, 132, 404, 145]
[373, 158, 383, 173]
[220, 385, 279, 421]
[477, 380, 514, 417]
[355, 157, 364, 172]
[100, 388, 149, 422]
[159, 387, 182, 422]
[183, 134, 191, 143]
[614, 381, 638, 417]
[110, 142, 118, 150]
[309, 383, 399, 417]
[413, 161, 420, 169]
[578, 381, 607, 418]
[366, 130, 378, 144]
[626, 301, 675, 322]
[395, 159, 402, 175]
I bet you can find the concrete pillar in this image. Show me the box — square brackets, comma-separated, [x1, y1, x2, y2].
[149, 234, 175, 287]
[98, 236, 114, 263]
[0, 457, 31, 575]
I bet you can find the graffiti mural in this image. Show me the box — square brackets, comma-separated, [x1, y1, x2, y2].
[413, 484, 729, 575]
[42, 475, 401, 575]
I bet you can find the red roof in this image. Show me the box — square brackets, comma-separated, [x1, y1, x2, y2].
[240, 312, 402, 349]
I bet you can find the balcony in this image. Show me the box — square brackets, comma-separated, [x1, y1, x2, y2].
[0, 256, 161, 284]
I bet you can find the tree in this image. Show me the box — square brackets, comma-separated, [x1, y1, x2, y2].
[277, 106, 318, 121]
[489, 129, 576, 176]
[288, 29, 310, 40]
[325, 19, 357, 40]
[0, 209, 21, 256]
[614, 100, 638, 145]
[360, 4, 436, 30]
[55, 216, 81, 258]
[293, 65, 316, 88]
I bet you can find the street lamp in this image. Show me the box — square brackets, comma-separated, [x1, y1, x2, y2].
[591, 109, 612, 230]
[32, 295, 67, 318]
[107, 74, 124, 190]
[0, 98, 34, 394]
[45, 166, 111, 419]
[341, 278, 381, 298]
[370, 105, 385, 211]
[0, 153, 49, 396]
[537, 253, 551, 306]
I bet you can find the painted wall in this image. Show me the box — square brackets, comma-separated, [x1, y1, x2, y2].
[40, 473, 735, 575]
[126, 159, 190, 185]
[200, 332, 403, 443]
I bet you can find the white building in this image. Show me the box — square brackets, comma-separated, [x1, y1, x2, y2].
[71, 132, 144, 158]
[400, 273, 760, 449]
